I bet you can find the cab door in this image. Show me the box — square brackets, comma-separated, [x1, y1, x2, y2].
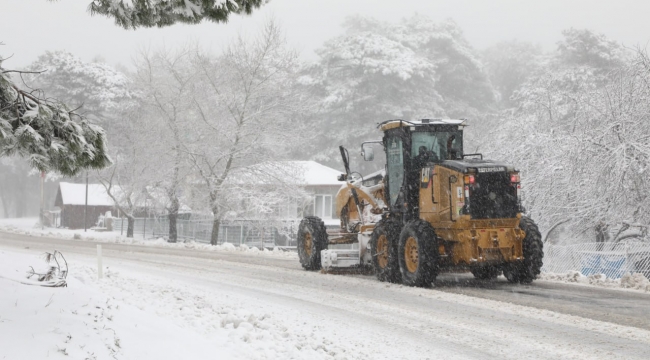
[385, 135, 404, 210]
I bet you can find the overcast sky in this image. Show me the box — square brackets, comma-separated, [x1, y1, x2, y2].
[2, 0, 650, 69]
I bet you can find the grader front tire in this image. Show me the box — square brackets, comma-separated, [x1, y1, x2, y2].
[370, 219, 401, 283]
[297, 217, 328, 270]
[398, 220, 439, 287]
[504, 216, 543, 284]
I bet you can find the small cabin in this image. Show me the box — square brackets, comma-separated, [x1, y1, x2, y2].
[54, 182, 116, 229]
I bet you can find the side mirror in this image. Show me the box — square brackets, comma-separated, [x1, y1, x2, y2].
[361, 145, 374, 161]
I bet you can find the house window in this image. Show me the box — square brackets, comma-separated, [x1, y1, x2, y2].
[314, 195, 332, 219]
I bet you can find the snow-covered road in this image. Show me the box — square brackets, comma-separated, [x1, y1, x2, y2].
[1, 231, 650, 359]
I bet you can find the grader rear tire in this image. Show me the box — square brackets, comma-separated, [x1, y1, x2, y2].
[370, 219, 401, 283]
[297, 216, 328, 270]
[398, 220, 439, 287]
[504, 216, 543, 284]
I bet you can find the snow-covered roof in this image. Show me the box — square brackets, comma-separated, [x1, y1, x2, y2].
[57, 182, 116, 206]
[231, 161, 342, 186]
[293, 161, 342, 186]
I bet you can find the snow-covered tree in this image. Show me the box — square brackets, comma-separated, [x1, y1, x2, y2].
[478, 30, 645, 243]
[303, 15, 495, 169]
[187, 21, 310, 245]
[557, 28, 627, 70]
[129, 21, 311, 245]
[24, 51, 157, 236]
[96, 102, 152, 237]
[132, 46, 197, 243]
[25, 51, 134, 125]
[87, 0, 266, 29]
[565, 53, 650, 232]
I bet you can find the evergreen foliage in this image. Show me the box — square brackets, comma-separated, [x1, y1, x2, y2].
[87, 0, 266, 29]
[25, 51, 135, 122]
[301, 15, 495, 170]
[0, 57, 111, 176]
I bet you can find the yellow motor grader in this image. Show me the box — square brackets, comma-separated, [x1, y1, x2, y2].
[297, 119, 543, 287]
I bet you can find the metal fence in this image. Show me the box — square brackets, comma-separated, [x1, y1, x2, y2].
[113, 217, 158, 239]
[542, 242, 650, 279]
[112, 217, 300, 248]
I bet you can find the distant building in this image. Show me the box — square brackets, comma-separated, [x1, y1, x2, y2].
[226, 160, 343, 223]
[292, 160, 343, 224]
[182, 161, 346, 246]
[54, 182, 116, 229]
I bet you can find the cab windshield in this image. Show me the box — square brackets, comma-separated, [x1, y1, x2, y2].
[411, 131, 463, 161]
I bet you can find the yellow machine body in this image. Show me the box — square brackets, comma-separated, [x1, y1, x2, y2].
[417, 165, 525, 267]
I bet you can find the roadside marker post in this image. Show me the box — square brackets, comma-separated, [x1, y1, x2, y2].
[97, 244, 103, 279]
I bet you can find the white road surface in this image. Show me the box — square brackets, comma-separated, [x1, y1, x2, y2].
[1, 231, 649, 359]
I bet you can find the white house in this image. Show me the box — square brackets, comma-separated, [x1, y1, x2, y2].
[207, 160, 345, 246]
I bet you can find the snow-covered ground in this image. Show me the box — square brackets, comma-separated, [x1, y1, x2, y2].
[0, 249, 372, 359]
[2, 243, 650, 360]
[0, 249, 239, 359]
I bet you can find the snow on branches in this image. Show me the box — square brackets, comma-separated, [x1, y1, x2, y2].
[131, 21, 309, 244]
[25, 51, 135, 120]
[87, 0, 265, 29]
[0, 57, 111, 176]
[304, 15, 493, 171]
[482, 48, 650, 239]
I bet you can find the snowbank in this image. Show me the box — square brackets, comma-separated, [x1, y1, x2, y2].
[0, 218, 297, 260]
[539, 271, 650, 292]
[0, 250, 235, 359]
[0, 249, 372, 359]
[91, 266, 363, 359]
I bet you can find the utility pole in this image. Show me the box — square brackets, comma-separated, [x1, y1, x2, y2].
[84, 171, 89, 232]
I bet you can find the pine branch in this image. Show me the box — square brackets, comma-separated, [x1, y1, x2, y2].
[0, 60, 111, 175]
[87, 0, 266, 29]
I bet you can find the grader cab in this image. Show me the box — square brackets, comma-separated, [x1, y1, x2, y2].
[297, 119, 543, 287]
